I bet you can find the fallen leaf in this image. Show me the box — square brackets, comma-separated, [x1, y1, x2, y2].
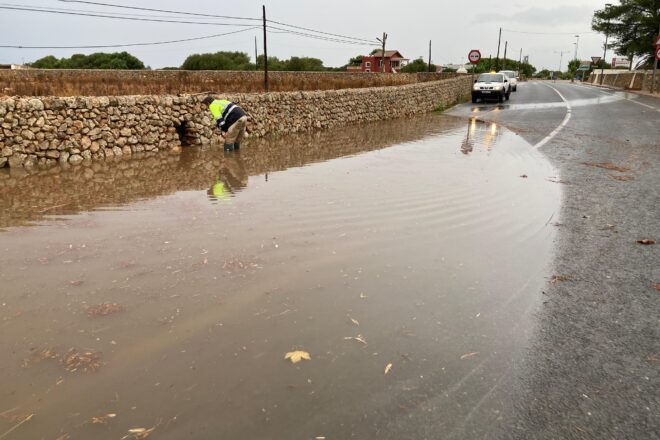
[550, 274, 573, 284]
[349, 317, 360, 326]
[460, 352, 479, 360]
[344, 334, 367, 345]
[637, 239, 656, 245]
[122, 427, 156, 440]
[284, 350, 311, 364]
[86, 303, 123, 317]
[582, 162, 630, 173]
[91, 413, 117, 425]
[652, 283, 660, 291]
[520, 174, 528, 178]
[384, 363, 393, 375]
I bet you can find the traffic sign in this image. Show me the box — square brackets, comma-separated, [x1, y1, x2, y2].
[654, 35, 660, 47]
[591, 56, 601, 64]
[468, 50, 481, 64]
[656, 47, 660, 61]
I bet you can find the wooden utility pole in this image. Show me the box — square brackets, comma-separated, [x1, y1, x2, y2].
[428, 40, 432, 72]
[503, 41, 508, 70]
[254, 36, 258, 71]
[377, 32, 388, 73]
[652, 21, 660, 93]
[495, 28, 502, 70]
[262, 5, 269, 91]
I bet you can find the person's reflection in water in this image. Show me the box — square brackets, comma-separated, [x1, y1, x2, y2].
[207, 150, 248, 202]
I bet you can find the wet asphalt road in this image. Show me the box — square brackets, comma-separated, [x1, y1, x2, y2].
[449, 82, 659, 439]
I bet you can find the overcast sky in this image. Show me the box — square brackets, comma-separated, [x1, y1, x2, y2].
[0, 0, 614, 71]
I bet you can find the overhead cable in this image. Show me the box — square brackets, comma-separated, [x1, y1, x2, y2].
[0, 27, 260, 49]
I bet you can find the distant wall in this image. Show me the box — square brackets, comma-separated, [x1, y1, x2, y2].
[0, 76, 472, 169]
[0, 69, 459, 96]
[588, 69, 659, 91]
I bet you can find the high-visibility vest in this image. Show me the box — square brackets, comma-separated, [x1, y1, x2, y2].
[209, 99, 231, 122]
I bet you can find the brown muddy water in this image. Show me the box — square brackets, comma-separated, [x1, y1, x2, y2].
[0, 114, 560, 440]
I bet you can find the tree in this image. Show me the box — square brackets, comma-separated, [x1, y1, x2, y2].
[592, 0, 660, 68]
[30, 52, 145, 69]
[181, 51, 253, 70]
[400, 58, 435, 73]
[567, 59, 581, 77]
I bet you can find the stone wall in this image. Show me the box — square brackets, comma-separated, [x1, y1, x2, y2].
[0, 76, 472, 169]
[0, 69, 459, 96]
[588, 69, 660, 91]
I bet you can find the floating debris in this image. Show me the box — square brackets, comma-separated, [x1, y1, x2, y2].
[91, 413, 117, 425]
[384, 363, 393, 375]
[284, 350, 311, 364]
[636, 239, 655, 245]
[61, 349, 103, 373]
[460, 352, 479, 360]
[86, 303, 123, 317]
[344, 334, 367, 345]
[550, 274, 573, 284]
[121, 427, 155, 440]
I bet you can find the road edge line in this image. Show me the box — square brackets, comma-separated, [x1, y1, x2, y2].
[534, 83, 572, 149]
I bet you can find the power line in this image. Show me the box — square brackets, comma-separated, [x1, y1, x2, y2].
[60, 0, 378, 44]
[0, 27, 260, 49]
[0, 3, 228, 20]
[58, 0, 261, 21]
[503, 28, 598, 35]
[267, 19, 378, 44]
[267, 27, 377, 46]
[0, 5, 257, 26]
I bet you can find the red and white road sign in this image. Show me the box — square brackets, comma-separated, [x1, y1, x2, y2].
[468, 50, 481, 64]
[591, 56, 601, 64]
[656, 47, 660, 61]
[654, 35, 660, 47]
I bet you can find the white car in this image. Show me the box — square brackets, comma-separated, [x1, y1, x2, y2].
[472, 73, 511, 103]
[499, 70, 518, 92]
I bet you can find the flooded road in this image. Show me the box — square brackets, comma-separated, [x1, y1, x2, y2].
[0, 114, 560, 440]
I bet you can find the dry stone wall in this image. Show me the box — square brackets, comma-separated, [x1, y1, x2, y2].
[0, 76, 472, 169]
[0, 69, 459, 96]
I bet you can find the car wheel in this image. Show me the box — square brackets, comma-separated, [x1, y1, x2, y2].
[513, 86, 517, 92]
[505, 93, 510, 101]
[472, 97, 478, 104]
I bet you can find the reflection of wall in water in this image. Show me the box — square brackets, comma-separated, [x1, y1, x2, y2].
[0, 114, 464, 229]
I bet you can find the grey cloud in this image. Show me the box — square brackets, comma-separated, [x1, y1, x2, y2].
[475, 5, 593, 26]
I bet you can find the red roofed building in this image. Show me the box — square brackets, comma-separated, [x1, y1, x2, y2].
[349, 50, 409, 73]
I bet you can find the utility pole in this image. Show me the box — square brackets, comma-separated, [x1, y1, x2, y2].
[428, 40, 432, 72]
[574, 34, 580, 60]
[503, 41, 508, 70]
[495, 27, 502, 70]
[518, 48, 523, 71]
[254, 36, 258, 71]
[262, 5, 269, 92]
[376, 32, 388, 73]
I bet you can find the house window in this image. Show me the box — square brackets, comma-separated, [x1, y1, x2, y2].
[365, 61, 371, 68]
[391, 60, 400, 68]
[379, 59, 384, 68]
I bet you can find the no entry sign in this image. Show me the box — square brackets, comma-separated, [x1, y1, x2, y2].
[656, 47, 660, 61]
[468, 50, 481, 64]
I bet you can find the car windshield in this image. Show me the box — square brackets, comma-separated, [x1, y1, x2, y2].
[478, 74, 504, 82]
[501, 71, 516, 78]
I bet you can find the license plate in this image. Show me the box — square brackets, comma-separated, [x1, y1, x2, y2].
[481, 91, 491, 94]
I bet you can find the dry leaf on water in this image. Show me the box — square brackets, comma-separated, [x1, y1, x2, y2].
[91, 413, 116, 425]
[86, 303, 123, 317]
[121, 427, 155, 440]
[384, 363, 393, 375]
[344, 334, 367, 345]
[637, 239, 656, 245]
[460, 352, 479, 360]
[284, 350, 311, 364]
[349, 317, 360, 326]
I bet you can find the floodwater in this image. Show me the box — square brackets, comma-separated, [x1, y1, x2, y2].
[0, 114, 560, 440]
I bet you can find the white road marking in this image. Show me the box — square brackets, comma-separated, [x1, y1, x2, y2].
[534, 83, 572, 149]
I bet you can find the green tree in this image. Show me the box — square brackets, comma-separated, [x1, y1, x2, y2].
[29, 52, 145, 69]
[181, 51, 253, 70]
[592, 0, 660, 68]
[400, 58, 435, 73]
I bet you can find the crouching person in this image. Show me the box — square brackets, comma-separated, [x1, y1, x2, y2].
[202, 96, 248, 151]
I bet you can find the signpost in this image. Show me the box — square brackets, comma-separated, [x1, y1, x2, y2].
[652, 35, 660, 94]
[468, 49, 481, 84]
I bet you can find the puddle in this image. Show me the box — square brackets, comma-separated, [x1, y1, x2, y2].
[0, 114, 560, 439]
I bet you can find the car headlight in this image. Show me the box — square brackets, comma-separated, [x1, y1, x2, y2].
[494, 85, 503, 90]
[473, 85, 480, 90]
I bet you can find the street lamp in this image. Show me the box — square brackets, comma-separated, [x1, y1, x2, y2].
[574, 35, 580, 60]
